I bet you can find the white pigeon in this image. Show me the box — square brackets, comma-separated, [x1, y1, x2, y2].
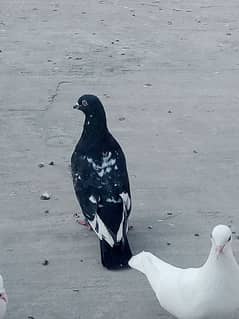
[129, 225, 239, 319]
[0, 275, 7, 319]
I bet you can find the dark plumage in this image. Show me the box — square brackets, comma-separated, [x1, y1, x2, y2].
[71, 94, 132, 269]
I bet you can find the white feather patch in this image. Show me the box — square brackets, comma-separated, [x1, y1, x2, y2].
[87, 153, 116, 178]
[89, 195, 97, 204]
[106, 197, 121, 203]
[120, 192, 131, 211]
[89, 214, 114, 247]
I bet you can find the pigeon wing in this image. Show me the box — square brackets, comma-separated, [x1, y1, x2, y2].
[71, 152, 98, 221]
[101, 135, 131, 216]
[71, 134, 131, 226]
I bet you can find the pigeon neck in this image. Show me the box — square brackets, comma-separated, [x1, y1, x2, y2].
[205, 244, 238, 272]
[81, 112, 108, 140]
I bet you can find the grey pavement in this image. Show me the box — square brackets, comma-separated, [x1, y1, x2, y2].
[1, 0, 239, 318]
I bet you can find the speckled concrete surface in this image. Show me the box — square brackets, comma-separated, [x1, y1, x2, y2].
[1, 0, 239, 318]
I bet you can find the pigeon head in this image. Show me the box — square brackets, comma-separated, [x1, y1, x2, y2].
[211, 225, 232, 256]
[73, 95, 104, 116]
[73, 94, 107, 136]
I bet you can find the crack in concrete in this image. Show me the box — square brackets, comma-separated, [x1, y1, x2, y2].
[48, 80, 72, 105]
[0, 81, 72, 113]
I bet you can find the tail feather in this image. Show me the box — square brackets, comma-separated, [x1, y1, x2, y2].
[100, 237, 132, 270]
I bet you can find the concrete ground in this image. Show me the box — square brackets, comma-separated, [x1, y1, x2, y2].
[1, 0, 239, 318]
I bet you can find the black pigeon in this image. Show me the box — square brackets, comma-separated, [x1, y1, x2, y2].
[71, 94, 132, 269]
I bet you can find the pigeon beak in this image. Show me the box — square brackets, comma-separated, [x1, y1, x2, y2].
[216, 245, 225, 257]
[73, 102, 82, 110]
[0, 292, 8, 303]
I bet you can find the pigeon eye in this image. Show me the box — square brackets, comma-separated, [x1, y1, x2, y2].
[228, 235, 232, 242]
[82, 100, 88, 107]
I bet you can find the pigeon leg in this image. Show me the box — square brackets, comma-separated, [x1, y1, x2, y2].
[73, 212, 92, 230]
[76, 217, 92, 230]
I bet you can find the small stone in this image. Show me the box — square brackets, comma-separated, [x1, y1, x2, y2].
[148, 225, 153, 229]
[67, 56, 73, 59]
[40, 192, 51, 200]
[167, 212, 173, 216]
[111, 41, 114, 44]
[28, 316, 35, 319]
[48, 161, 55, 166]
[194, 233, 200, 237]
[73, 289, 79, 292]
[129, 225, 134, 230]
[226, 32, 232, 36]
[44, 210, 49, 214]
[0, 50, 2, 53]
[118, 117, 126, 121]
[42, 259, 49, 266]
[232, 231, 236, 234]
[47, 59, 52, 62]
[75, 57, 82, 60]
[193, 150, 198, 154]
[236, 236, 239, 240]
[38, 163, 45, 168]
[81, 11, 87, 14]
[168, 110, 172, 114]
[121, 53, 125, 55]
[80, 259, 84, 262]
[167, 242, 171, 246]
[168, 21, 173, 25]
[144, 83, 152, 87]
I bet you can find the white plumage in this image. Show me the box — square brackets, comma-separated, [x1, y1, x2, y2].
[129, 225, 239, 319]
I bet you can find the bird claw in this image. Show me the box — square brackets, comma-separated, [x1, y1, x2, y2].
[76, 219, 88, 225]
[75, 218, 92, 230]
[73, 212, 92, 229]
